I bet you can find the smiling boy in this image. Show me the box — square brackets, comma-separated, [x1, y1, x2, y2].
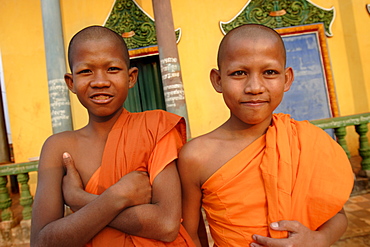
[31, 26, 194, 247]
[178, 24, 353, 247]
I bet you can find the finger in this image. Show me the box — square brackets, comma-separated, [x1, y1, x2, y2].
[270, 220, 300, 233]
[250, 241, 264, 247]
[253, 234, 288, 247]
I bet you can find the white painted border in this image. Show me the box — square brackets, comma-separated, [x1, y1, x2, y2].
[0, 51, 12, 143]
[219, 0, 252, 35]
[307, 0, 335, 37]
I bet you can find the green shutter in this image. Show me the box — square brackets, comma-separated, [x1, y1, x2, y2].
[124, 55, 166, 112]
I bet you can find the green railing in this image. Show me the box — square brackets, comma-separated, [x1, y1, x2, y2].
[311, 112, 370, 174]
[0, 160, 37, 245]
[0, 113, 368, 245]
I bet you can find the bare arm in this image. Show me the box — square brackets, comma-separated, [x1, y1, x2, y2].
[198, 211, 210, 247]
[177, 143, 208, 247]
[108, 160, 183, 242]
[251, 209, 348, 247]
[30, 137, 151, 247]
[63, 153, 183, 242]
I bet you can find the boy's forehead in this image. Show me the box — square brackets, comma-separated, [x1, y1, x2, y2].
[238, 35, 280, 50]
[222, 35, 281, 57]
[218, 26, 286, 68]
[227, 29, 280, 48]
[72, 36, 118, 51]
[67, 26, 130, 71]
[70, 37, 129, 65]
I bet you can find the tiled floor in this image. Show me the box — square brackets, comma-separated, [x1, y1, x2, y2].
[333, 193, 370, 246]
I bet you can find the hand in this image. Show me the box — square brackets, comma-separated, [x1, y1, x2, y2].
[251, 220, 326, 247]
[62, 152, 88, 211]
[110, 171, 152, 208]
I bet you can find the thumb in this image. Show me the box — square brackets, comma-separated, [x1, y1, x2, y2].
[270, 220, 301, 232]
[63, 152, 76, 173]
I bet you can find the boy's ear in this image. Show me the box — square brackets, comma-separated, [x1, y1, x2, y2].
[128, 67, 138, 89]
[283, 67, 294, 92]
[210, 69, 222, 93]
[64, 73, 76, 94]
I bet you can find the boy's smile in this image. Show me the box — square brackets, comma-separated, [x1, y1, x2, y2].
[90, 93, 114, 103]
[211, 34, 293, 129]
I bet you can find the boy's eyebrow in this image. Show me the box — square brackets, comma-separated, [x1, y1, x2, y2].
[226, 59, 283, 68]
[74, 59, 125, 67]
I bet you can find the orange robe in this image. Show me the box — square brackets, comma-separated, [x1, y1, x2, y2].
[202, 113, 354, 246]
[84, 109, 194, 247]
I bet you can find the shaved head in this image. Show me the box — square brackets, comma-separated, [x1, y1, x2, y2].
[67, 25, 130, 72]
[217, 24, 286, 69]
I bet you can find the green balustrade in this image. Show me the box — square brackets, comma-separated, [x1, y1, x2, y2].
[18, 173, 33, 220]
[0, 161, 38, 244]
[355, 124, 370, 171]
[311, 112, 370, 174]
[0, 176, 12, 221]
[334, 126, 351, 159]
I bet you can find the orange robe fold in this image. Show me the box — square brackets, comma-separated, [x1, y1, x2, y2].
[84, 109, 194, 247]
[202, 113, 354, 246]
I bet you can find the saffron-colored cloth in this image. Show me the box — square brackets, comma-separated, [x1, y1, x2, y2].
[201, 113, 354, 246]
[84, 109, 194, 247]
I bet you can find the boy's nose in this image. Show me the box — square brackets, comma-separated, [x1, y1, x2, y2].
[90, 73, 111, 88]
[244, 75, 265, 94]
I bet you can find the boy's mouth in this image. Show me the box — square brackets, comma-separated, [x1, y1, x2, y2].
[91, 95, 111, 100]
[243, 99, 268, 104]
[90, 93, 113, 103]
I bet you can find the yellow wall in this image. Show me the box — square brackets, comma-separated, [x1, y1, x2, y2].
[1, 0, 370, 164]
[0, 0, 51, 163]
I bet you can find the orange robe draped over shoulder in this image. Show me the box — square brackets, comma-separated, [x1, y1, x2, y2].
[202, 113, 354, 246]
[84, 109, 194, 247]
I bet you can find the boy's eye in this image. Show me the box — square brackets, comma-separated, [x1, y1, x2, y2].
[264, 70, 279, 75]
[76, 69, 92, 74]
[108, 67, 122, 72]
[230, 71, 247, 76]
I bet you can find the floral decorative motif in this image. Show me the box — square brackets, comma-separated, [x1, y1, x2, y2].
[104, 0, 180, 50]
[220, 0, 335, 36]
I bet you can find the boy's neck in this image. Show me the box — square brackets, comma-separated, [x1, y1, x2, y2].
[85, 108, 124, 137]
[222, 114, 272, 140]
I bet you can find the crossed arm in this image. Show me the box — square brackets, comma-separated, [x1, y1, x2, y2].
[31, 137, 182, 246]
[62, 153, 182, 241]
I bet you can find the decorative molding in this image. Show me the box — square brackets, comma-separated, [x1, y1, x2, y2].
[220, 0, 335, 36]
[104, 0, 181, 58]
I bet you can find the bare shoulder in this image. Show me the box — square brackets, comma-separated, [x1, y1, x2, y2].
[179, 124, 259, 185]
[38, 131, 78, 170]
[35, 131, 80, 204]
[180, 131, 218, 165]
[178, 128, 224, 185]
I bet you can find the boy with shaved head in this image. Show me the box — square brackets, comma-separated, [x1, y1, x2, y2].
[178, 24, 353, 247]
[31, 26, 194, 247]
